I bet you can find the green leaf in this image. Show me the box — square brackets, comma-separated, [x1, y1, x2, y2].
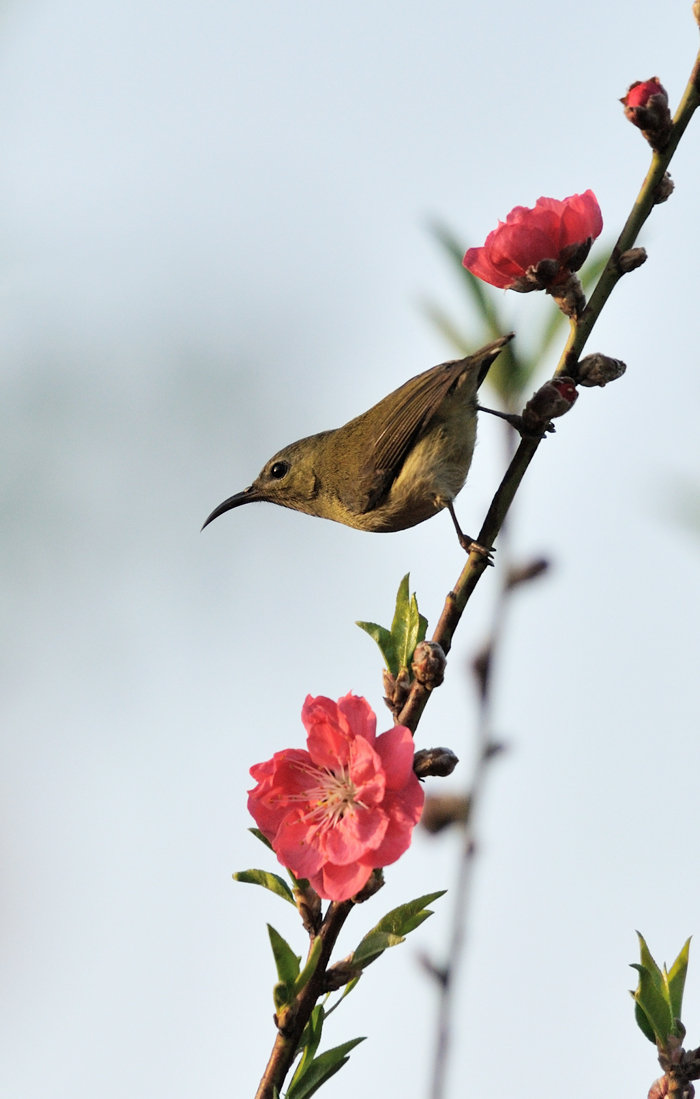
[356, 574, 427, 676]
[351, 930, 408, 968]
[631, 993, 657, 1044]
[233, 869, 295, 904]
[267, 924, 301, 989]
[392, 577, 428, 670]
[289, 1005, 325, 1092]
[293, 935, 324, 996]
[286, 1038, 365, 1099]
[323, 974, 362, 1021]
[631, 962, 673, 1045]
[350, 890, 446, 969]
[249, 827, 274, 852]
[372, 890, 446, 933]
[636, 931, 666, 992]
[666, 937, 691, 1022]
[354, 620, 397, 675]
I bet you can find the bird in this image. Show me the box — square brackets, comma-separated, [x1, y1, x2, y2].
[202, 333, 513, 548]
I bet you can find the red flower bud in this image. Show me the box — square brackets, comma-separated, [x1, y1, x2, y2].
[521, 377, 578, 434]
[623, 77, 667, 110]
[621, 78, 672, 150]
[463, 191, 603, 293]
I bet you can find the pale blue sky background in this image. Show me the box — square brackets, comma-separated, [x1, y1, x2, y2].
[2, 2, 699, 1097]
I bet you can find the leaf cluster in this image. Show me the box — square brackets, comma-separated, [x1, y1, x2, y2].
[356, 573, 427, 677]
[631, 932, 691, 1048]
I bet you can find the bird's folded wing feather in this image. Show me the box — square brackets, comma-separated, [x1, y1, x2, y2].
[344, 359, 472, 514]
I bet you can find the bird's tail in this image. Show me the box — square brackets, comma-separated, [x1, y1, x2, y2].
[474, 332, 515, 387]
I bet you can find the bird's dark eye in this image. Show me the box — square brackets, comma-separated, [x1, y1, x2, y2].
[269, 460, 290, 480]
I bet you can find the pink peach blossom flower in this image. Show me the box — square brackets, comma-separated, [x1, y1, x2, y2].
[463, 191, 603, 292]
[248, 692, 424, 902]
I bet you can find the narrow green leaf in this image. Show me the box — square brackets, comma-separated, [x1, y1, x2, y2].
[350, 891, 446, 969]
[293, 935, 324, 996]
[233, 869, 295, 904]
[390, 574, 412, 667]
[355, 620, 397, 675]
[666, 937, 691, 1022]
[289, 1005, 325, 1092]
[267, 924, 301, 988]
[373, 890, 446, 935]
[249, 827, 274, 852]
[356, 574, 428, 675]
[631, 962, 674, 1045]
[636, 932, 666, 993]
[351, 930, 406, 968]
[631, 992, 657, 1044]
[323, 975, 362, 1021]
[406, 594, 428, 664]
[391, 575, 428, 670]
[286, 1038, 365, 1099]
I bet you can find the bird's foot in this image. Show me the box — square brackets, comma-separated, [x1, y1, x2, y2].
[461, 537, 495, 565]
[447, 503, 494, 564]
[477, 404, 555, 439]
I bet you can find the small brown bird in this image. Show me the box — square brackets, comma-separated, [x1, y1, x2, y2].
[202, 334, 512, 546]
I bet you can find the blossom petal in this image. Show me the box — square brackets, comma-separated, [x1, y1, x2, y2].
[322, 804, 389, 864]
[311, 860, 374, 902]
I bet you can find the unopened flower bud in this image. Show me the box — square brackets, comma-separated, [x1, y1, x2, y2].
[617, 247, 647, 273]
[324, 958, 363, 991]
[413, 746, 459, 779]
[575, 353, 627, 388]
[654, 172, 674, 204]
[647, 1076, 670, 1099]
[521, 377, 578, 433]
[421, 793, 471, 834]
[547, 272, 586, 318]
[383, 666, 411, 717]
[621, 78, 672, 150]
[411, 641, 446, 690]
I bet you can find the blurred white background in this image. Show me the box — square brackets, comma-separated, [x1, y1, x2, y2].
[2, 1, 699, 1096]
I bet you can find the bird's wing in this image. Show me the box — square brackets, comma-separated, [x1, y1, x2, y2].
[350, 358, 471, 513]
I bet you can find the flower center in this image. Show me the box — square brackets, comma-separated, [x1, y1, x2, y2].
[297, 761, 362, 829]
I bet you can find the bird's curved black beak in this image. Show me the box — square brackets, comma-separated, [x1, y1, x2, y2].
[201, 485, 260, 530]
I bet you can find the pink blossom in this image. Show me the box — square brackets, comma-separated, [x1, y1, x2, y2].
[248, 693, 424, 902]
[463, 191, 603, 292]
